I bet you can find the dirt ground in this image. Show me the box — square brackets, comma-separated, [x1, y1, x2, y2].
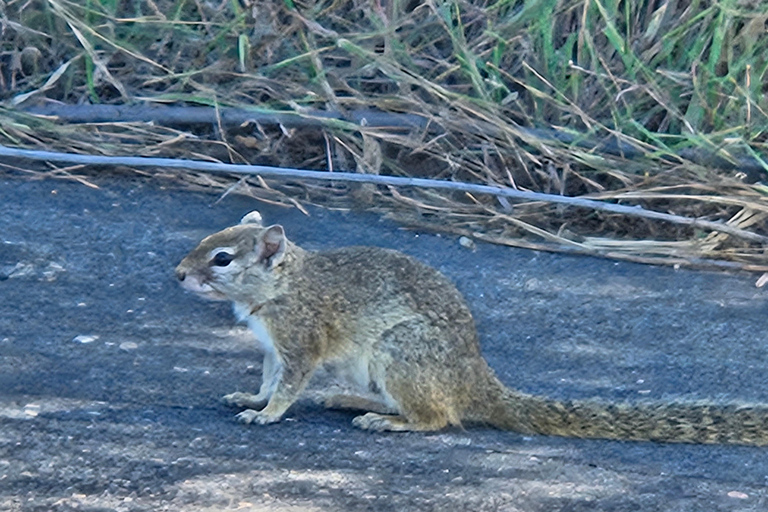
[1, 175, 767, 511]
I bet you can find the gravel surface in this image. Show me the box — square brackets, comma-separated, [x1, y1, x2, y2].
[1, 176, 767, 511]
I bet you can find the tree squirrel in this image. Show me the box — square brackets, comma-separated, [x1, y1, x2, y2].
[175, 211, 768, 445]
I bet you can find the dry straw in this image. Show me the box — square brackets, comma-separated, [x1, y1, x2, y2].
[1, 0, 767, 270]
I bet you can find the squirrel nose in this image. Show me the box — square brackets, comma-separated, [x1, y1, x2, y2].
[175, 268, 186, 281]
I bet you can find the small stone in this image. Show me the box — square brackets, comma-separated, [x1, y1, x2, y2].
[73, 335, 99, 344]
[43, 262, 65, 281]
[727, 491, 749, 499]
[524, 278, 540, 291]
[23, 404, 41, 417]
[189, 437, 210, 449]
[459, 236, 476, 250]
[119, 341, 138, 351]
[8, 262, 34, 279]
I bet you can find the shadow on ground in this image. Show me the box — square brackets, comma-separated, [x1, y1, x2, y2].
[1, 176, 767, 511]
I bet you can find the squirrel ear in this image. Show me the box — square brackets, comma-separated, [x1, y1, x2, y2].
[257, 225, 286, 268]
[240, 211, 263, 226]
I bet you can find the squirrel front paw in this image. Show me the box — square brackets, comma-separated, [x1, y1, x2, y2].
[235, 408, 281, 425]
[222, 391, 267, 410]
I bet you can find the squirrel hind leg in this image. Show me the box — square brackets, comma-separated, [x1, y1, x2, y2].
[324, 392, 452, 431]
[322, 393, 396, 414]
[352, 412, 449, 432]
[360, 321, 466, 432]
[351, 379, 460, 432]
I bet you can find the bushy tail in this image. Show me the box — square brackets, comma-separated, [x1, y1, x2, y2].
[474, 375, 768, 446]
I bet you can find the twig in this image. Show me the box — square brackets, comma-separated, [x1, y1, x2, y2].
[25, 104, 429, 132]
[23, 104, 768, 181]
[1, 144, 766, 244]
[439, 225, 768, 272]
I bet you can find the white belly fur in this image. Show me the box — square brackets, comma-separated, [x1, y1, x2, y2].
[233, 303, 281, 399]
[232, 302, 277, 355]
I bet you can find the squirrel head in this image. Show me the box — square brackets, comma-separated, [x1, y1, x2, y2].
[175, 211, 297, 304]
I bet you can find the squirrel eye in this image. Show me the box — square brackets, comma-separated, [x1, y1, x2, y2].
[211, 251, 234, 267]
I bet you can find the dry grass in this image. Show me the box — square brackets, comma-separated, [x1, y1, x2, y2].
[1, 0, 767, 269]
